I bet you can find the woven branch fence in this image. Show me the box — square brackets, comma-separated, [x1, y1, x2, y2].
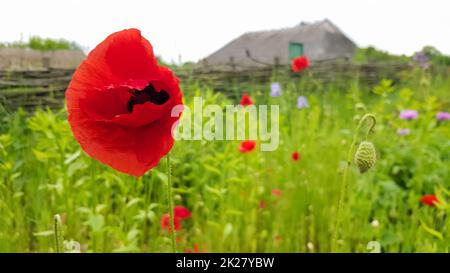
[0, 61, 412, 111]
[186, 61, 411, 96]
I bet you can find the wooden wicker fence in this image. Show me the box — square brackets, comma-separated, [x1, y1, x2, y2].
[0, 61, 412, 111]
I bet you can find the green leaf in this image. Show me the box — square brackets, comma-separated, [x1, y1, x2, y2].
[33, 230, 54, 236]
[205, 185, 224, 199]
[126, 198, 141, 208]
[420, 221, 443, 240]
[87, 214, 104, 232]
[225, 209, 243, 216]
[33, 149, 50, 162]
[67, 161, 88, 176]
[223, 223, 233, 238]
[64, 150, 81, 165]
[155, 171, 168, 183]
[203, 165, 222, 176]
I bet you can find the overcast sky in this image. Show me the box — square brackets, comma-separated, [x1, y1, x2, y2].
[1, 0, 449, 63]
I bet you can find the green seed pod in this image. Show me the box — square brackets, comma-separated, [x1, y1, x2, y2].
[354, 141, 376, 173]
[355, 102, 367, 112]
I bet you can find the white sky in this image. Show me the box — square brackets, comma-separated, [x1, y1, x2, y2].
[1, 0, 449, 63]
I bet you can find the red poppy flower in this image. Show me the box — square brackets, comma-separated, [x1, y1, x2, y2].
[272, 189, 282, 197]
[240, 93, 253, 106]
[65, 29, 183, 176]
[161, 206, 191, 232]
[185, 243, 204, 253]
[239, 140, 256, 153]
[161, 214, 182, 232]
[292, 151, 300, 161]
[291, 56, 309, 72]
[420, 194, 439, 207]
[259, 200, 266, 209]
[174, 205, 192, 219]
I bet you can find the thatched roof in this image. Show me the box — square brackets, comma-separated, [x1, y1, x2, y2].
[0, 48, 85, 70]
[200, 19, 357, 69]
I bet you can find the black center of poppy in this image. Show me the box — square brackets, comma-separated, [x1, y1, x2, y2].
[127, 83, 170, 113]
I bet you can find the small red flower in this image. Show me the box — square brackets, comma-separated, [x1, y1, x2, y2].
[174, 205, 192, 219]
[259, 200, 266, 209]
[291, 56, 309, 72]
[239, 140, 256, 153]
[292, 151, 300, 161]
[160, 214, 181, 232]
[66, 29, 183, 176]
[240, 93, 253, 106]
[272, 189, 282, 197]
[421, 194, 439, 207]
[161, 206, 191, 232]
[194, 243, 201, 253]
[185, 243, 204, 253]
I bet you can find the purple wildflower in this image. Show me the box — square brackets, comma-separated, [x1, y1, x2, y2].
[270, 82, 282, 97]
[436, 111, 450, 121]
[297, 96, 309, 109]
[413, 51, 430, 69]
[400, 110, 418, 120]
[397, 128, 411, 136]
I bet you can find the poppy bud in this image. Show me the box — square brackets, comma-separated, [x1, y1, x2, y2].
[354, 141, 376, 173]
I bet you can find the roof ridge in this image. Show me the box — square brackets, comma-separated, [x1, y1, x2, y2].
[241, 19, 330, 36]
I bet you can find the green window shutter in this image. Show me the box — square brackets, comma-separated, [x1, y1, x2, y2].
[289, 42, 304, 60]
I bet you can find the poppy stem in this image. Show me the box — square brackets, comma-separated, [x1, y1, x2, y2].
[142, 175, 152, 251]
[54, 214, 64, 253]
[166, 153, 177, 252]
[332, 114, 376, 252]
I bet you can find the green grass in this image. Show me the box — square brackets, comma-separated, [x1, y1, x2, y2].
[0, 36, 82, 51]
[0, 68, 449, 253]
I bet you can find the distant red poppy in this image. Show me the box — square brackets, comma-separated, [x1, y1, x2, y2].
[291, 56, 309, 72]
[174, 206, 192, 219]
[66, 29, 183, 176]
[161, 214, 182, 232]
[259, 200, 266, 209]
[239, 140, 256, 153]
[185, 243, 204, 253]
[420, 194, 439, 207]
[272, 189, 282, 197]
[240, 93, 253, 106]
[292, 151, 300, 161]
[161, 206, 191, 232]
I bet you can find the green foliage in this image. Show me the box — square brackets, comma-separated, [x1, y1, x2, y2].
[373, 79, 395, 97]
[352, 45, 450, 67]
[353, 46, 410, 64]
[420, 46, 450, 66]
[28, 36, 81, 51]
[0, 36, 81, 51]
